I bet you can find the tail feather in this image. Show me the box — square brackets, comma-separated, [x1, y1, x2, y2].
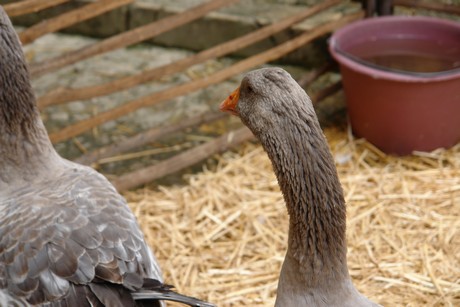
[132, 289, 215, 307]
[131, 278, 214, 307]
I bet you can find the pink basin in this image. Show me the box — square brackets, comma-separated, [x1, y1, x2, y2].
[329, 16, 460, 155]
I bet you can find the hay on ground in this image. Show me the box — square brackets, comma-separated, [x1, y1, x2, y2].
[125, 126, 460, 306]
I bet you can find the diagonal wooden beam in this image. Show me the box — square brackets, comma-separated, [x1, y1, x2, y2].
[394, 0, 460, 15]
[112, 126, 255, 191]
[19, 0, 133, 45]
[29, 0, 240, 77]
[37, 0, 341, 108]
[75, 112, 227, 166]
[48, 10, 364, 144]
[4, 0, 69, 17]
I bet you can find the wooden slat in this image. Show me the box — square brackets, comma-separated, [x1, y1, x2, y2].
[37, 0, 341, 108]
[297, 62, 335, 89]
[311, 81, 342, 103]
[19, 0, 134, 45]
[3, 0, 69, 17]
[75, 112, 227, 165]
[394, 0, 460, 15]
[48, 11, 364, 144]
[112, 127, 255, 191]
[29, 0, 240, 77]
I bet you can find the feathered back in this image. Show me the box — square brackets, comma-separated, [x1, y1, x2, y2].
[0, 6, 213, 307]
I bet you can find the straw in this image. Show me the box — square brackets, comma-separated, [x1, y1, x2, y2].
[125, 126, 460, 306]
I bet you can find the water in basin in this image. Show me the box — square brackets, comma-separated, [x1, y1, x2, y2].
[347, 39, 460, 73]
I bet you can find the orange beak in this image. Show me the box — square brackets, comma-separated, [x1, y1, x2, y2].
[220, 87, 240, 116]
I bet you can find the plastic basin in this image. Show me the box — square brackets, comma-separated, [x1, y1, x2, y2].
[329, 16, 460, 155]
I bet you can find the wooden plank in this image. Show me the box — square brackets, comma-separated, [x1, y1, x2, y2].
[29, 0, 240, 77]
[394, 0, 460, 15]
[112, 127, 255, 191]
[19, 0, 133, 45]
[4, 0, 69, 17]
[47, 10, 364, 144]
[75, 112, 226, 165]
[37, 0, 341, 108]
[311, 81, 342, 103]
[297, 62, 335, 89]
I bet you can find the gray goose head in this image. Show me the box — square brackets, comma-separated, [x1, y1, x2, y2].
[221, 67, 380, 306]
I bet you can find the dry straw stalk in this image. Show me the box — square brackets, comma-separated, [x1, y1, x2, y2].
[126, 126, 459, 306]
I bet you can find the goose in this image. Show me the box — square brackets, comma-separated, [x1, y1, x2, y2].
[0, 7, 212, 307]
[1, 288, 29, 306]
[220, 67, 381, 306]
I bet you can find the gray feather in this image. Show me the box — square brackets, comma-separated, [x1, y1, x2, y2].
[0, 289, 30, 307]
[0, 5, 213, 307]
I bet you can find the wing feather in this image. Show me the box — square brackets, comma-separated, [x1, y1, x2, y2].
[1, 163, 166, 306]
[89, 283, 134, 307]
[70, 226, 103, 250]
[0, 289, 29, 307]
[68, 250, 95, 284]
[38, 269, 69, 300]
[25, 248, 48, 279]
[7, 251, 28, 284]
[15, 275, 38, 294]
[48, 244, 79, 278]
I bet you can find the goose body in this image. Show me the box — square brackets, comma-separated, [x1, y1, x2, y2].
[0, 7, 212, 307]
[1, 289, 29, 306]
[220, 67, 380, 306]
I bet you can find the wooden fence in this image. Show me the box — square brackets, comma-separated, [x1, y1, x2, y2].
[5, 0, 458, 190]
